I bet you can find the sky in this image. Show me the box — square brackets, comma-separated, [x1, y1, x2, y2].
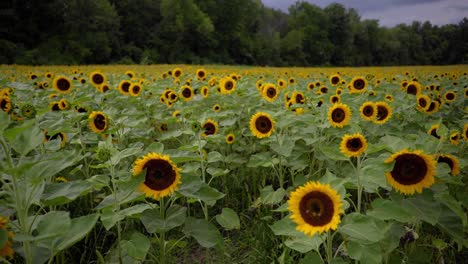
[261, 0, 468, 27]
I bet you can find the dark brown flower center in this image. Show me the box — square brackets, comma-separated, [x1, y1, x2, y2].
[143, 159, 176, 191]
[92, 74, 104, 85]
[390, 154, 427, 185]
[331, 108, 346, 122]
[174, 70, 181, 78]
[52, 103, 60, 111]
[94, 114, 107, 130]
[266, 87, 276, 98]
[132, 85, 141, 95]
[331, 96, 339, 103]
[445, 93, 455, 100]
[331, 76, 340, 85]
[299, 191, 334, 226]
[376, 105, 389, 121]
[407, 85, 417, 95]
[255, 116, 273, 134]
[225, 81, 233, 90]
[182, 88, 192, 98]
[56, 78, 71, 91]
[320, 87, 328, 93]
[198, 71, 205, 78]
[296, 94, 304, 104]
[121, 81, 131, 93]
[203, 122, 216, 135]
[353, 79, 365, 90]
[346, 138, 362, 151]
[427, 102, 436, 112]
[418, 98, 427, 107]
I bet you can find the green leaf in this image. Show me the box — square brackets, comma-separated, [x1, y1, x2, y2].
[41, 181, 93, 206]
[0, 110, 10, 133]
[434, 191, 467, 227]
[121, 232, 150, 260]
[346, 241, 382, 264]
[247, 152, 277, 167]
[141, 205, 186, 233]
[206, 167, 229, 177]
[184, 217, 223, 248]
[269, 215, 304, 237]
[437, 206, 468, 250]
[215, 208, 240, 230]
[26, 150, 83, 183]
[0, 229, 7, 249]
[120, 204, 152, 218]
[284, 235, 323, 253]
[109, 147, 142, 166]
[319, 144, 348, 161]
[380, 135, 410, 153]
[360, 159, 393, 193]
[299, 251, 323, 264]
[207, 151, 223, 163]
[368, 199, 413, 222]
[5, 120, 43, 156]
[35, 211, 71, 241]
[271, 136, 295, 157]
[339, 213, 389, 244]
[101, 207, 124, 231]
[145, 142, 164, 154]
[178, 178, 225, 202]
[260, 185, 286, 205]
[400, 194, 441, 225]
[55, 213, 99, 252]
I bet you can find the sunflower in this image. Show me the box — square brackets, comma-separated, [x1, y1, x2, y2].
[100, 83, 110, 93]
[288, 77, 296, 85]
[405, 81, 422, 95]
[385, 149, 436, 195]
[385, 94, 394, 102]
[329, 74, 341, 86]
[219, 76, 236, 94]
[425, 101, 440, 115]
[208, 77, 217, 87]
[125, 70, 135, 78]
[202, 119, 219, 137]
[196, 68, 207, 81]
[307, 82, 315, 90]
[436, 154, 460, 176]
[349, 76, 367, 94]
[449, 132, 460, 145]
[129, 83, 143, 97]
[118, 80, 131, 95]
[327, 103, 351, 128]
[249, 112, 275, 139]
[226, 133, 235, 144]
[59, 99, 70, 110]
[317, 99, 324, 107]
[20, 103, 36, 118]
[0, 96, 12, 113]
[261, 83, 279, 102]
[49, 101, 61, 111]
[132, 152, 181, 200]
[340, 133, 368, 157]
[427, 124, 441, 139]
[212, 104, 221, 112]
[443, 91, 456, 103]
[44, 131, 67, 147]
[359, 102, 376, 122]
[329, 95, 341, 104]
[293, 91, 305, 104]
[416, 95, 431, 111]
[172, 68, 183, 79]
[180, 86, 194, 101]
[201, 86, 209, 98]
[256, 80, 264, 90]
[172, 110, 181, 118]
[277, 79, 287, 89]
[0, 216, 14, 259]
[89, 111, 108, 133]
[288, 181, 344, 237]
[52, 76, 73, 93]
[0, 88, 12, 97]
[319, 86, 328, 94]
[373, 102, 392, 125]
[90, 71, 106, 86]
[464, 124, 468, 141]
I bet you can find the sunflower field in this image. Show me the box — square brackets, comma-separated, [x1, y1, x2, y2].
[0, 65, 467, 263]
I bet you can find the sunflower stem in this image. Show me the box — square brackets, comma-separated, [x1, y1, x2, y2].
[356, 157, 363, 214]
[110, 165, 122, 264]
[159, 198, 167, 264]
[326, 231, 333, 263]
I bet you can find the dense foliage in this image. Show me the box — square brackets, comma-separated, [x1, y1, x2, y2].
[1, 0, 467, 66]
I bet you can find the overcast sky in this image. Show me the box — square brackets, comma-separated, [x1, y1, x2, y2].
[261, 0, 468, 27]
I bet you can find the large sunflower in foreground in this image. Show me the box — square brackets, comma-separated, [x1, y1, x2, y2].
[132, 153, 181, 200]
[373, 101, 392, 124]
[340, 133, 368, 157]
[327, 103, 351, 128]
[0, 216, 14, 259]
[385, 149, 437, 195]
[52, 76, 73, 93]
[288, 181, 344, 237]
[436, 154, 460, 176]
[89, 111, 108, 133]
[249, 112, 275, 139]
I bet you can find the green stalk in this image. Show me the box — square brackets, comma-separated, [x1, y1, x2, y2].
[356, 157, 363, 213]
[159, 198, 167, 264]
[110, 165, 122, 264]
[326, 231, 333, 263]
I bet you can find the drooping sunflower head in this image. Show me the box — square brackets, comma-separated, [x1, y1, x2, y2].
[100, 83, 110, 93]
[443, 91, 456, 103]
[349, 76, 367, 93]
[226, 133, 235, 144]
[385, 149, 437, 195]
[201, 86, 209, 98]
[256, 79, 264, 91]
[0, 96, 12, 113]
[196, 68, 207, 81]
[340, 133, 368, 158]
[293, 91, 305, 104]
[427, 124, 441, 139]
[125, 70, 135, 78]
[373, 101, 392, 125]
[132, 153, 181, 200]
[118, 80, 132, 95]
[288, 181, 344, 237]
[249, 112, 275, 139]
[436, 154, 460, 176]
[52, 76, 73, 94]
[329, 74, 341, 86]
[212, 104, 221, 112]
[89, 111, 108, 133]
[129, 83, 143, 97]
[180, 86, 194, 101]
[202, 119, 219, 137]
[261, 83, 279, 102]
[327, 103, 351, 128]
[359, 102, 376, 121]
[449, 131, 460, 145]
[90, 71, 106, 86]
[307, 82, 315, 91]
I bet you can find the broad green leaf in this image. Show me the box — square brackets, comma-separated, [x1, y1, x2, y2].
[5, 120, 43, 156]
[434, 191, 467, 227]
[269, 215, 304, 237]
[271, 136, 295, 157]
[380, 135, 410, 153]
[360, 159, 393, 193]
[299, 251, 323, 264]
[55, 213, 99, 252]
[35, 211, 71, 241]
[109, 146, 142, 166]
[41, 181, 93, 206]
[207, 151, 223, 163]
[215, 208, 240, 230]
[0, 229, 7, 249]
[260, 185, 286, 205]
[206, 167, 229, 177]
[0, 110, 10, 133]
[26, 150, 83, 183]
[284, 234, 323, 253]
[101, 207, 124, 231]
[120, 204, 152, 217]
[144, 142, 164, 154]
[339, 213, 389, 244]
[178, 178, 225, 202]
[140, 205, 186, 233]
[319, 144, 348, 161]
[400, 194, 441, 225]
[121, 232, 150, 261]
[346, 241, 382, 264]
[368, 199, 413, 223]
[437, 206, 468, 250]
[183, 217, 223, 248]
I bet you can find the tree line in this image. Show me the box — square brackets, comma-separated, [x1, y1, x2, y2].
[1, 0, 467, 66]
